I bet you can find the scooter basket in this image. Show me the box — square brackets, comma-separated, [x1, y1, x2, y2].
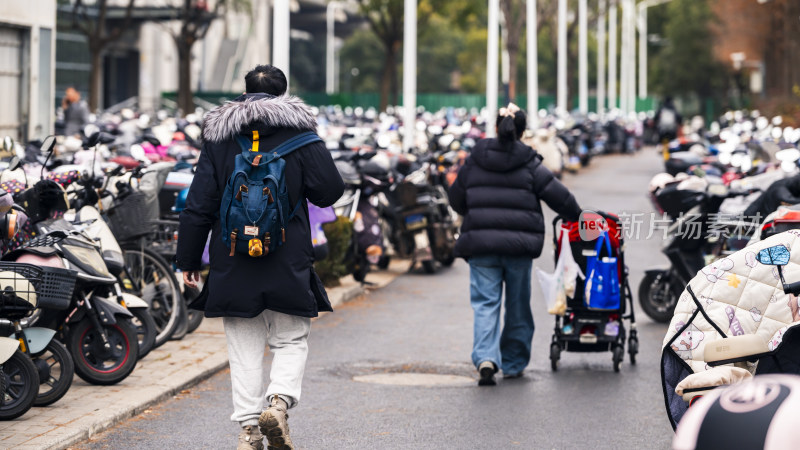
[106, 191, 159, 241]
[0, 262, 77, 310]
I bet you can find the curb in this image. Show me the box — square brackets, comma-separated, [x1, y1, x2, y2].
[52, 359, 229, 450]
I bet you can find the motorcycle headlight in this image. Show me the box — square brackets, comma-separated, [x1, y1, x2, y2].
[63, 244, 110, 276]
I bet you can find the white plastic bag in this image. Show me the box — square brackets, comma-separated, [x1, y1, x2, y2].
[536, 227, 584, 316]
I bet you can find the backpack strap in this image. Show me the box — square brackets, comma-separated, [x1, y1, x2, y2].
[271, 131, 323, 157]
[235, 131, 321, 158]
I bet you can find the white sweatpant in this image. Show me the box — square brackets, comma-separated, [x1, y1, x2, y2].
[223, 309, 311, 427]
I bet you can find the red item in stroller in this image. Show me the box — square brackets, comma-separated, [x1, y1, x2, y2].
[549, 211, 638, 372]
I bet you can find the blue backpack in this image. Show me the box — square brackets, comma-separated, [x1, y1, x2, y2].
[220, 130, 322, 257]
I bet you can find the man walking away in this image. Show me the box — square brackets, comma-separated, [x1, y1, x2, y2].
[176, 65, 345, 449]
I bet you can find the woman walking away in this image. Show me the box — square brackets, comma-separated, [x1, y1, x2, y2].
[448, 104, 582, 386]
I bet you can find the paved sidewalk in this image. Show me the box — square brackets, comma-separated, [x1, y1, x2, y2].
[0, 260, 408, 450]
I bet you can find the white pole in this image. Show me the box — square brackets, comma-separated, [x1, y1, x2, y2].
[638, 4, 647, 99]
[629, 0, 636, 113]
[486, 0, 499, 138]
[326, 2, 337, 94]
[578, 0, 588, 114]
[608, 2, 617, 112]
[597, 0, 606, 116]
[527, 0, 538, 128]
[500, 12, 509, 102]
[403, 0, 417, 152]
[629, 0, 637, 112]
[557, 0, 567, 113]
[620, 0, 628, 114]
[273, 0, 290, 88]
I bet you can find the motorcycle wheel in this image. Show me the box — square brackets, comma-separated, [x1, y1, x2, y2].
[0, 350, 39, 420]
[129, 307, 157, 359]
[377, 255, 391, 270]
[352, 254, 370, 283]
[32, 339, 74, 407]
[121, 246, 184, 348]
[422, 260, 436, 274]
[170, 305, 190, 341]
[68, 317, 139, 386]
[186, 309, 204, 334]
[638, 271, 681, 323]
[438, 254, 456, 267]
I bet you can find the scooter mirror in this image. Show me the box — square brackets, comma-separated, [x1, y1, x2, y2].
[85, 132, 101, 148]
[83, 124, 99, 138]
[98, 132, 116, 144]
[756, 245, 790, 266]
[142, 134, 161, 147]
[130, 144, 147, 162]
[7, 156, 21, 172]
[40, 136, 56, 154]
[2, 136, 12, 152]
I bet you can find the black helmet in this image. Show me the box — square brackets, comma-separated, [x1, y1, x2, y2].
[673, 374, 800, 450]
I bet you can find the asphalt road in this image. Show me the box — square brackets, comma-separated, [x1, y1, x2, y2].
[77, 148, 674, 450]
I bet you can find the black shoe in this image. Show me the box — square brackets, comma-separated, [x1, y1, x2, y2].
[503, 371, 523, 379]
[478, 361, 496, 386]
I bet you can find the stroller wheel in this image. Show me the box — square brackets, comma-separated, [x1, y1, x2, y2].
[628, 335, 639, 365]
[550, 343, 561, 371]
[612, 346, 624, 373]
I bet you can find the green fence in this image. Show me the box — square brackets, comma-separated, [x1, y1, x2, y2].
[163, 91, 659, 113]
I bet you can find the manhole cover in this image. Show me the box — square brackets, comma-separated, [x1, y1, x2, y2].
[353, 373, 475, 387]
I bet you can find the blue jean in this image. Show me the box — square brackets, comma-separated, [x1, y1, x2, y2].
[469, 255, 534, 375]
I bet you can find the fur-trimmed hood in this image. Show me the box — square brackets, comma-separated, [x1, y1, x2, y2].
[202, 93, 317, 143]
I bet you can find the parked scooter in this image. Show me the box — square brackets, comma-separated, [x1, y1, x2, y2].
[5, 136, 141, 384]
[640, 176, 758, 322]
[0, 202, 46, 420]
[382, 154, 457, 273]
[332, 150, 390, 282]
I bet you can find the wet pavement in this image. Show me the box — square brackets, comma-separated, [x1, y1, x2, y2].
[75, 149, 675, 449]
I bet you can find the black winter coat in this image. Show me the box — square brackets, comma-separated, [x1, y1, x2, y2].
[176, 93, 345, 318]
[449, 138, 581, 259]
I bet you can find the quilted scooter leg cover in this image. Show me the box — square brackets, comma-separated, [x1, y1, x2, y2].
[661, 230, 800, 428]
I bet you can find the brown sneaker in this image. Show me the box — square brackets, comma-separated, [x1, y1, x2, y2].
[237, 425, 264, 450]
[259, 397, 294, 450]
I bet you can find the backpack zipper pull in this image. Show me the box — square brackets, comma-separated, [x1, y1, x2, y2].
[263, 232, 271, 256]
[263, 186, 274, 204]
[230, 229, 238, 256]
[281, 227, 286, 243]
[236, 185, 248, 202]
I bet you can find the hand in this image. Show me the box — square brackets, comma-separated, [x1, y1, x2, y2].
[183, 270, 201, 289]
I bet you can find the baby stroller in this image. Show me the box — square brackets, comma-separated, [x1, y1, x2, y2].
[550, 211, 639, 372]
[661, 230, 800, 430]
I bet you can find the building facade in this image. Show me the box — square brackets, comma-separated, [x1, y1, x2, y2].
[0, 0, 56, 141]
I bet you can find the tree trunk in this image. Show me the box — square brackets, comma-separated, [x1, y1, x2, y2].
[390, 41, 400, 107]
[177, 42, 193, 115]
[88, 47, 102, 112]
[379, 44, 397, 112]
[507, 45, 519, 102]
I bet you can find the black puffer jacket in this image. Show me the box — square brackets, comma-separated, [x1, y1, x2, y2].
[449, 138, 581, 259]
[176, 93, 345, 318]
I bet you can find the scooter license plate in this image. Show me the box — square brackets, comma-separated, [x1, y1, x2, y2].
[405, 214, 427, 230]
